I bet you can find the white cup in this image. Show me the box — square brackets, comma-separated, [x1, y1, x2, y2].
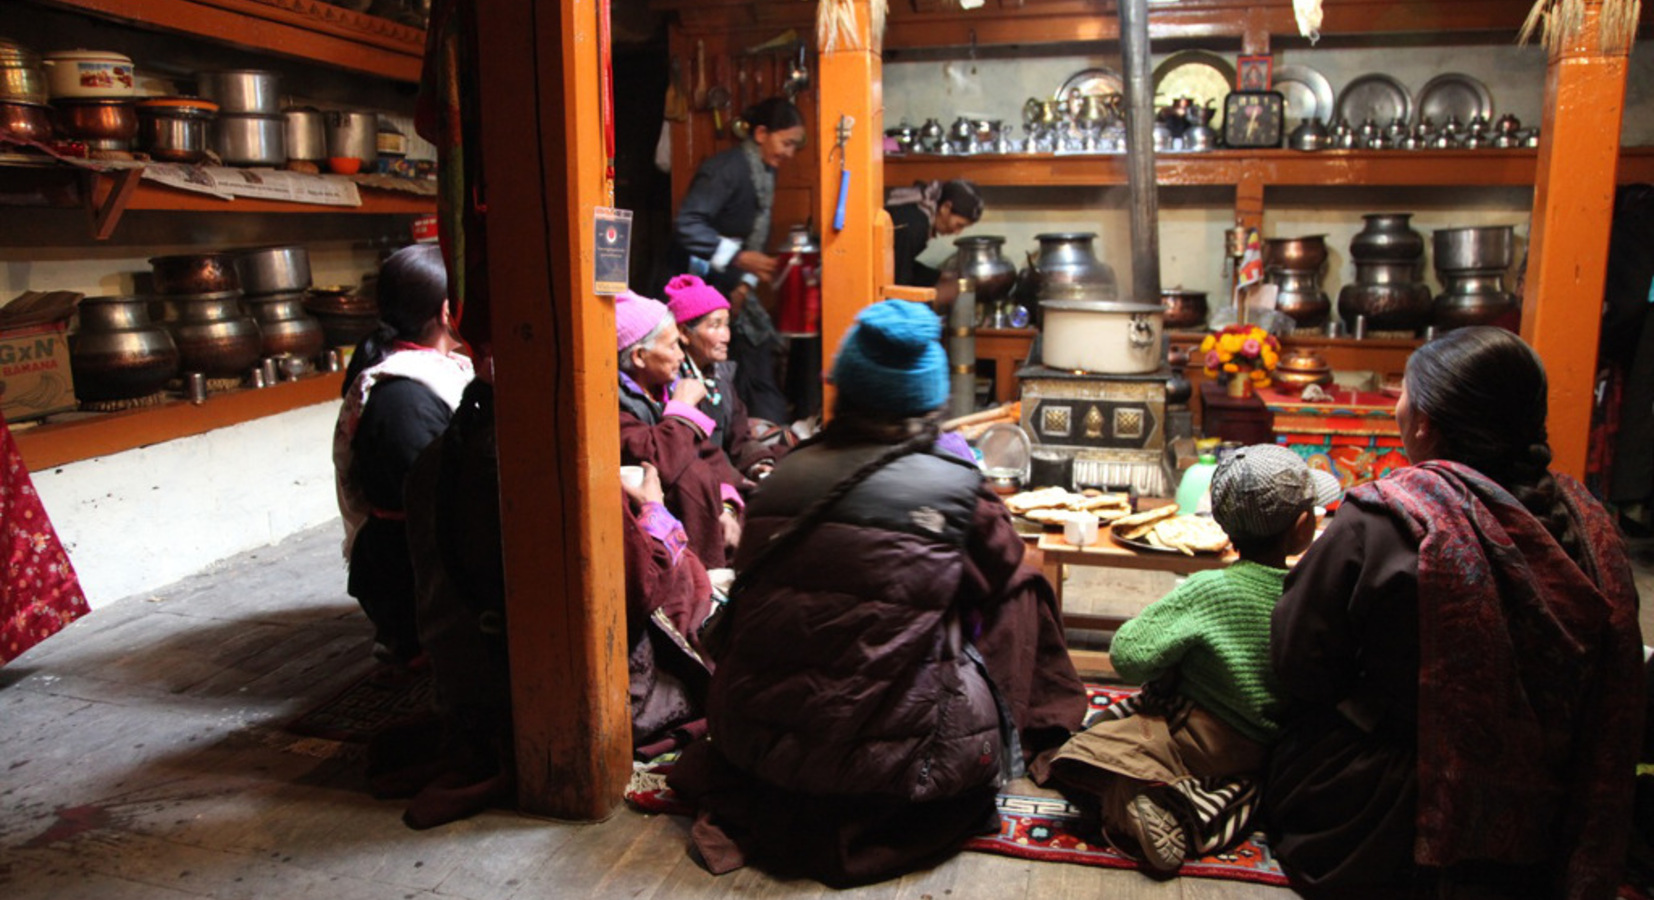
[1063, 514, 1100, 546]
[619, 465, 645, 489]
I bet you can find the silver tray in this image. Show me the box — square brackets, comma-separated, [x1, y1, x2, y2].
[1152, 50, 1236, 110]
[1415, 72, 1493, 127]
[1055, 66, 1123, 102]
[1334, 72, 1412, 127]
[1274, 64, 1334, 124]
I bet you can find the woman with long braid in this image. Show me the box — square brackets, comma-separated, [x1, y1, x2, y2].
[1264, 327, 1644, 899]
[668, 299, 1086, 887]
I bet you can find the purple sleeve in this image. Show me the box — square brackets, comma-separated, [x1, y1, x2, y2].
[664, 399, 716, 436]
[936, 431, 977, 465]
[637, 500, 689, 565]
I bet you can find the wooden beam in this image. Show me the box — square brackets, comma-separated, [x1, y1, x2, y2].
[817, 0, 886, 415]
[1522, 0, 1628, 480]
[475, 0, 631, 820]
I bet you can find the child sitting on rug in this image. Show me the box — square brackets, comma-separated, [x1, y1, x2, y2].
[1034, 444, 1341, 874]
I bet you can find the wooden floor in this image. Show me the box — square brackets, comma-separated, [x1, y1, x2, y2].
[3, 523, 1650, 900]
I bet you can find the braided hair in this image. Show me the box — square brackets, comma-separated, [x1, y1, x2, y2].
[1402, 326, 1580, 562]
[340, 244, 449, 396]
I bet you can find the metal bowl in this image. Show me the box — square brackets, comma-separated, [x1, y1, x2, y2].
[0, 99, 50, 142]
[149, 254, 241, 295]
[235, 246, 312, 296]
[213, 113, 285, 166]
[1264, 235, 1328, 271]
[1433, 225, 1514, 273]
[198, 69, 281, 115]
[51, 97, 138, 148]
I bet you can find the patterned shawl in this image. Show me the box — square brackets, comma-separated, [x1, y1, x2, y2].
[1352, 461, 1642, 898]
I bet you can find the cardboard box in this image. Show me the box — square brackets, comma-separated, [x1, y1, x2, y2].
[0, 323, 77, 422]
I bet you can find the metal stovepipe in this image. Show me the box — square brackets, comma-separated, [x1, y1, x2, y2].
[1119, 0, 1161, 303]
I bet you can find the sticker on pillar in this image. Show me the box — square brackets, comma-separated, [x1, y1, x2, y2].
[593, 207, 634, 295]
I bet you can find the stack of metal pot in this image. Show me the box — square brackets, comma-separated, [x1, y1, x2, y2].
[1032, 232, 1166, 375]
[69, 295, 180, 405]
[200, 69, 284, 166]
[148, 252, 263, 385]
[1336, 213, 1432, 333]
[1264, 235, 1331, 330]
[1432, 225, 1519, 331]
[235, 246, 324, 372]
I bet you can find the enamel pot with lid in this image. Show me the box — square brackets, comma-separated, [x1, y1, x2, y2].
[42, 49, 135, 99]
[1039, 299, 1164, 374]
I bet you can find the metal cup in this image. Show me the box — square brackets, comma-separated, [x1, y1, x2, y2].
[1353, 314, 1368, 340]
[250, 367, 267, 389]
[185, 371, 207, 404]
[260, 357, 279, 386]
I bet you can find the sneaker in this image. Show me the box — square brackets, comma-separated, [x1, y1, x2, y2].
[1125, 791, 1186, 873]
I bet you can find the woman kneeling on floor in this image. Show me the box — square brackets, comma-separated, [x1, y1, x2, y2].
[668, 299, 1088, 887]
[1036, 444, 1339, 875]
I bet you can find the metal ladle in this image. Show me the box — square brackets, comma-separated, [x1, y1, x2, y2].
[783, 45, 809, 100]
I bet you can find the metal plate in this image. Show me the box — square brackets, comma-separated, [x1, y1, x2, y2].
[1152, 50, 1236, 111]
[1415, 72, 1493, 128]
[1273, 64, 1334, 124]
[1334, 72, 1412, 127]
[1055, 66, 1123, 102]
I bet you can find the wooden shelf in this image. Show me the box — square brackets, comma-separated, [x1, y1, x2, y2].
[12, 369, 343, 471]
[28, 0, 426, 82]
[887, 147, 1654, 189]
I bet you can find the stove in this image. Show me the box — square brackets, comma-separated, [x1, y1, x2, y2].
[1016, 363, 1173, 497]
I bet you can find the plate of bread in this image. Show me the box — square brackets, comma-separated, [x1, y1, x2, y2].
[1109, 507, 1231, 556]
[1003, 486, 1133, 528]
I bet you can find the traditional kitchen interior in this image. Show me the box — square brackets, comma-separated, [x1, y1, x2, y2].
[2, 0, 1653, 847]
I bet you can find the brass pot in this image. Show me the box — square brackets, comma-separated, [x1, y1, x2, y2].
[1273, 348, 1334, 394]
[303, 285, 379, 348]
[1264, 235, 1328, 272]
[0, 99, 51, 142]
[1160, 288, 1209, 330]
[69, 295, 180, 401]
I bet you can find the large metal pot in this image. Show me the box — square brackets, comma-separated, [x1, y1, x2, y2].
[213, 113, 285, 165]
[1433, 225, 1514, 273]
[150, 252, 241, 295]
[1263, 235, 1328, 271]
[135, 97, 217, 163]
[1039, 298, 1163, 374]
[325, 109, 378, 166]
[952, 235, 1016, 307]
[69, 295, 180, 402]
[1159, 288, 1209, 330]
[0, 38, 47, 105]
[244, 292, 324, 360]
[0, 100, 51, 142]
[1032, 232, 1118, 302]
[282, 106, 326, 160]
[235, 245, 312, 296]
[1349, 213, 1424, 262]
[155, 290, 263, 378]
[51, 98, 137, 149]
[198, 69, 281, 114]
[303, 285, 379, 347]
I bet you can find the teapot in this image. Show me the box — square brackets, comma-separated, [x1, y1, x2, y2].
[1288, 116, 1329, 151]
[918, 117, 945, 153]
[949, 116, 976, 153]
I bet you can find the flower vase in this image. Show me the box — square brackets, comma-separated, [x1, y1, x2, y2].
[1226, 373, 1254, 398]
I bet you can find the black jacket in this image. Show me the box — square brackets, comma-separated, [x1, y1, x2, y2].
[671, 145, 764, 295]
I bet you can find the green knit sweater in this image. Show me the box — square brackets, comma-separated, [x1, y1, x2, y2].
[1110, 560, 1289, 743]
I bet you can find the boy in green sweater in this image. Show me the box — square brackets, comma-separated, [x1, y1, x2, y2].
[1036, 444, 1341, 874]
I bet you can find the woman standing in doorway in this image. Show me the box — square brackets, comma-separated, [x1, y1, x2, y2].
[670, 96, 805, 426]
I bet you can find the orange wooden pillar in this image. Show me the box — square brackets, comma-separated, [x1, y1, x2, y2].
[475, 0, 631, 818]
[816, 0, 886, 406]
[1522, 0, 1629, 479]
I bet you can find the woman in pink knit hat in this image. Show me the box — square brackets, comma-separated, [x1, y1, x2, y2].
[664, 274, 784, 485]
[615, 290, 744, 568]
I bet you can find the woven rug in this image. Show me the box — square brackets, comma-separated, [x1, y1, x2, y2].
[624, 682, 1289, 886]
[285, 662, 434, 743]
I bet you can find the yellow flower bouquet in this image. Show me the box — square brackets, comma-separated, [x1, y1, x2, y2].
[1200, 324, 1281, 388]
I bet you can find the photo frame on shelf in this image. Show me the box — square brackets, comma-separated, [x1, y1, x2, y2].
[1237, 55, 1273, 92]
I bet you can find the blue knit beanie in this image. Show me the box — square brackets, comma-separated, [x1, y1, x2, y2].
[831, 300, 949, 416]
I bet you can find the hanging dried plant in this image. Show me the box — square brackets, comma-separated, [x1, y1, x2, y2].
[1519, 0, 1641, 54]
[818, 0, 889, 54]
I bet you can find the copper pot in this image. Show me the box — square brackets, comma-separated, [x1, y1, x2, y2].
[150, 252, 241, 295]
[69, 295, 180, 401]
[1273, 348, 1334, 394]
[51, 97, 137, 148]
[154, 290, 263, 378]
[1160, 288, 1209, 330]
[245, 292, 324, 360]
[1264, 235, 1328, 272]
[303, 285, 379, 348]
[0, 100, 51, 142]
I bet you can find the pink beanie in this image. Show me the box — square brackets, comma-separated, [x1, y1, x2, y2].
[664, 274, 730, 325]
[614, 290, 671, 352]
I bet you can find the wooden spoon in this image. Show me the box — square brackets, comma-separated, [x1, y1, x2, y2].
[693, 40, 708, 111]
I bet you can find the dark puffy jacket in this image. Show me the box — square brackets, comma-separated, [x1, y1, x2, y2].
[706, 440, 1004, 802]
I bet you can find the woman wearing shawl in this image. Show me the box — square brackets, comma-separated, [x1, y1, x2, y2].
[616, 290, 745, 569]
[333, 244, 474, 664]
[884, 178, 985, 288]
[1264, 327, 1644, 899]
[663, 274, 782, 484]
[669, 97, 805, 425]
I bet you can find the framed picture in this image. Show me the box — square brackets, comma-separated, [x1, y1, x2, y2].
[1223, 91, 1285, 148]
[1237, 54, 1273, 92]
